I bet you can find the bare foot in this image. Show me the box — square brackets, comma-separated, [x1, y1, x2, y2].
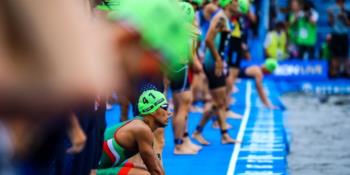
[221, 134, 240, 144]
[226, 111, 243, 119]
[212, 121, 232, 129]
[174, 144, 198, 155]
[192, 132, 210, 145]
[183, 137, 202, 152]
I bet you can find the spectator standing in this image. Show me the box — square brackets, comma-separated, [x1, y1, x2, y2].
[264, 21, 288, 60]
[295, 0, 319, 60]
[328, 0, 350, 77]
[287, 0, 302, 58]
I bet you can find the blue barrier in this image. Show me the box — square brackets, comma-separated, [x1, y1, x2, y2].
[275, 79, 350, 95]
[241, 60, 328, 80]
[241, 60, 350, 95]
[271, 60, 328, 80]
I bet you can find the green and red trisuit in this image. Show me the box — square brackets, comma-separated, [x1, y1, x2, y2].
[97, 117, 143, 175]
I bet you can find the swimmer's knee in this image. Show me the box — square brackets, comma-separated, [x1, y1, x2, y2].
[217, 102, 226, 109]
[226, 76, 233, 84]
[185, 91, 193, 101]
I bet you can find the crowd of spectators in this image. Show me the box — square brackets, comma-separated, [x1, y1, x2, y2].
[267, 0, 350, 78]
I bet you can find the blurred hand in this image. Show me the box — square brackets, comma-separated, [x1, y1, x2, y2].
[191, 58, 203, 73]
[67, 128, 86, 154]
[265, 103, 279, 110]
[67, 117, 87, 154]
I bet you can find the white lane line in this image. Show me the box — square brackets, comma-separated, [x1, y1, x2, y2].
[226, 81, 252, 175]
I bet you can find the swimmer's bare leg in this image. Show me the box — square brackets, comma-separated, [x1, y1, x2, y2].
[211, 87, 240, 144]
[192, 101, 214, 145]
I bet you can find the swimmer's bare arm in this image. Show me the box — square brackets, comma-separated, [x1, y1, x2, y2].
[135, 126, 165, 175]
[247, 67, 272, 108]
[247, 10, 257, 24]
[190, 24, 203, 73]
[206, 15, 223, 62]
[255, 75, 271, 107]
[206, 15, 225, 75]
[191, 39, 203, 73]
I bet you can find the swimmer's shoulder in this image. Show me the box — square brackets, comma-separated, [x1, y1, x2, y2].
[130, 119, 153, 135]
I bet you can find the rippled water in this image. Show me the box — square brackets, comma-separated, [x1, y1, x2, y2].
[282, 94, 350, 175]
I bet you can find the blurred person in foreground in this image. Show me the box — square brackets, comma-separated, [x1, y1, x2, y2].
[0, 0, 115, 111]
[98, 90, 169, 175]
[328, 0, 350, 78]
[0, 0, 115, 174]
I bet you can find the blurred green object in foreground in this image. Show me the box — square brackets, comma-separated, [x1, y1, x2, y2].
[180, 2, 196, 23]
[238, 0, 250, 14]
[108, 0, 190, 69]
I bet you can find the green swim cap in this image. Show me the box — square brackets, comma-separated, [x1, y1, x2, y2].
[238, 0, 250, 14]
[218, 0, 232, 8]
[264, 58, 278, 73]
[180, 2, 195, 23]
[96, 0, 120, 11]
[109, 0, 190, 69]
[138, 90, 168, 115]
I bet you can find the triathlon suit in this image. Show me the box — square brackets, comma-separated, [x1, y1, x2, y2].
[227, 15, 243, 69]
[203, 10, 232, 89]
[238, 66, 270, 79]
[237, 66, 253, 79]
[169, 25, 201, 93]
[97, 117, 143, 175]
